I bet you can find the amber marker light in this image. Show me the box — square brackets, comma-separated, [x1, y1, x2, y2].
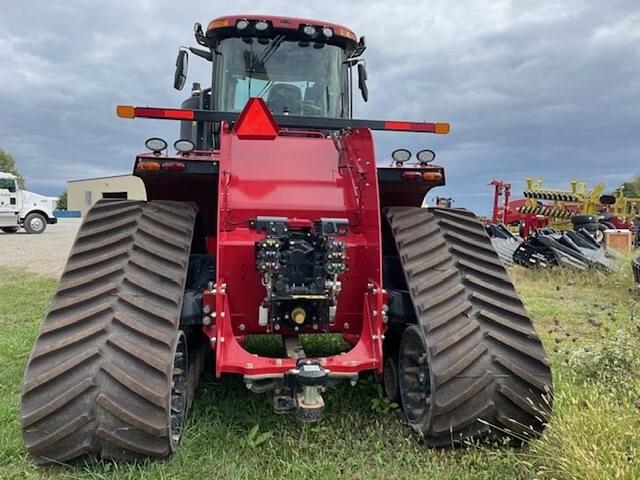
[435, 123, 450, 134]
[422, 172, 443, 181]
[116, 105, 136, 119]
[136, 161, 161, 172]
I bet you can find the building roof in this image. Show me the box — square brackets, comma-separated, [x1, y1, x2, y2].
[0, 172, 17, 179]
[67, 174, 137, 183]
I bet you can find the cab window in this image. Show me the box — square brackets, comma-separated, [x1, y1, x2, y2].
[0, 178, 16, 193]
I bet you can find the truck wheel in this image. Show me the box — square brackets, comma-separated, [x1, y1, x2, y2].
[386, 207, 552, 446]
[1, 227, 19, 233]
[21, 200, 200, 464]
[24, 213, 47, 234]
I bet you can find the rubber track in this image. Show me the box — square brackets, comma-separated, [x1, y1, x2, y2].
[21, 199, 197, 464]
[386, 207, 552, 445]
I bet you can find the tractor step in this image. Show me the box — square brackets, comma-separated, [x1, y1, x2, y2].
[386, 207, 553, 446]
[21, 200, 200, 464]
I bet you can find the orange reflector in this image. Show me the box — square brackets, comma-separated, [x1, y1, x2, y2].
[435, 123, 450, 134]
[136, 161, 161, 172]
[116, 105, 135, 119]
[422, 172, 443, 181]
[234, 98, 279, 140]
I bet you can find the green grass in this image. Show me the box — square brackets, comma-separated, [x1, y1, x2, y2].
[1, 263, 639, 479]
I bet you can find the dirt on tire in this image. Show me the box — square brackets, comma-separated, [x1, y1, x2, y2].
[21, 199, 197, 464]
[386, 207, 553, 445]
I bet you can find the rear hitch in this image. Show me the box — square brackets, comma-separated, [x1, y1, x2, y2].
[272, 359, 329, 422]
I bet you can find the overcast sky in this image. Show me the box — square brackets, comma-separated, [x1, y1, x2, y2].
[1, 0, 639, 214]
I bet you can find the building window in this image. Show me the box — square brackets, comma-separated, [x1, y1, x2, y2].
[102, 192, 128, 200]
[84, 191, 92, 205]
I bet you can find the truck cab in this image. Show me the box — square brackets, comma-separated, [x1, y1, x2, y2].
[0, 172, 57, 234]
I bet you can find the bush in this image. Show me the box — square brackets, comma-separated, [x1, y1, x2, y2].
[563, 327, 640, 396]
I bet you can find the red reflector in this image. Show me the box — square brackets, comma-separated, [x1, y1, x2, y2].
[385, 121, 412, 131]
[401, 171, 423, 180]
[384, 121, 437, 133]
[135, 107, 194, 120]
[161, 161, 186, 171]
[234, 98, 279, 140]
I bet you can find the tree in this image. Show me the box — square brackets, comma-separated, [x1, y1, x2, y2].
[57, 190, 68, 210]
[0, 149, 25, 188]
[620, 174, 640, 197]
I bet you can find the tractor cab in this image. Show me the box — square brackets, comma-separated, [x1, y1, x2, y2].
[175, 16, 368, 148]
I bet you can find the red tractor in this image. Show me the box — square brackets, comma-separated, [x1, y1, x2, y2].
[21, 15, 552, 463]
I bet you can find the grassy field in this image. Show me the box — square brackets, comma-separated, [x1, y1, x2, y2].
[1, 263, 639, 480]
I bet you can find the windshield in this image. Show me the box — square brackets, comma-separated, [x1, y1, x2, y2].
[216, 36, 348, 118]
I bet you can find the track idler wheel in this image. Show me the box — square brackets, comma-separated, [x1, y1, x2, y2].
[398, 326, 431, 426]
[170, 331, 188, 451]
[383, 356, 400, 403]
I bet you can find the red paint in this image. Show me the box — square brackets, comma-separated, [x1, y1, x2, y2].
[137, 98, 449, 379]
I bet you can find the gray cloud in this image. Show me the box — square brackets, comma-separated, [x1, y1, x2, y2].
[0, 0, 638, 214]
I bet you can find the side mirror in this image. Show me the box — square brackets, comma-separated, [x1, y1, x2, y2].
[193, 22, 206, 46]
[174, 50, 189, 91]
[357, 63, 369, 102]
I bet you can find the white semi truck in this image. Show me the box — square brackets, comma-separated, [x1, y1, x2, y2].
[0, 172, 57, 234]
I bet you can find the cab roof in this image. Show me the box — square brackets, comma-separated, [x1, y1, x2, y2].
[207, 15, 358, 42]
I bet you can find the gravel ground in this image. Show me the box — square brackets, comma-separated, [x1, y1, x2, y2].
[0, 219, 81, 278]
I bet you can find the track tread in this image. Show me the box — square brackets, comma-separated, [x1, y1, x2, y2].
[386, 207, 552, 445]
[21, 199, 197, 464]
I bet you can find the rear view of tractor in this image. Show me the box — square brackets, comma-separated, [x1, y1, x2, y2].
[21, 15, 552, 464]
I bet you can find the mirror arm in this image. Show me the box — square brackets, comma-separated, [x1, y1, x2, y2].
[189, 47, 212, 61]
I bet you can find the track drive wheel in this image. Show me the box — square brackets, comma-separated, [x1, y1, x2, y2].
[21, 200, 200, 464]
[386, 207, 553, 446]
